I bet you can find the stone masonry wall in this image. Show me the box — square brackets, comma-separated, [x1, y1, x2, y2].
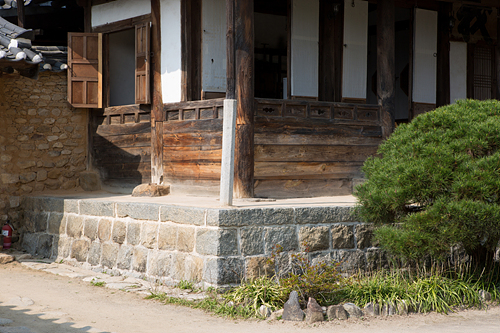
[21, 196, 384, 287]
[0, 72, 88, 242]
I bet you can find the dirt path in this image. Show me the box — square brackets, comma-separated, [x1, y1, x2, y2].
[1, 261, 500, 333]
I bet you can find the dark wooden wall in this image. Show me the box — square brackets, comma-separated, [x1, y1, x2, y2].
[253, 100, 382, 198]
[91, 105, 151, 186]
[161, 99, 383, 198]
[162, 99, 224, 194]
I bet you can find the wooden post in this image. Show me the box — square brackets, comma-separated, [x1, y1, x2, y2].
[17, 0, 25, 28]
[377, 0, 396, 138]
[436, 2, 451, 107]
[319, 0, 335, 102]
[151, 0, 164, 185]
[220, 0, 237, 206]
[234, 0, 254, 198]
[319, 0, 343, 102]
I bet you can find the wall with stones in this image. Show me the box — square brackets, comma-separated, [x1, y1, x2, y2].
[21, 196, 383, 287]
[0, 72, 88, 242]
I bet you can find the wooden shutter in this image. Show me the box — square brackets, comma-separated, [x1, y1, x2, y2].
[135, 23, 151, 104]
[67, 33, 102, 108]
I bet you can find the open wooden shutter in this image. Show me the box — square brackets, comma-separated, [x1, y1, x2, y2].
[135, 23, 151, 104]
[67, 33, 102, 108]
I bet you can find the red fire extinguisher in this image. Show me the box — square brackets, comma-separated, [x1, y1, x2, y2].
[2, 222, 13, 250]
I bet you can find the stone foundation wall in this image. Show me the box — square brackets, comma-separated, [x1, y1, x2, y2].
[0, 72, 88, 241]
[21, 196, 383, 287]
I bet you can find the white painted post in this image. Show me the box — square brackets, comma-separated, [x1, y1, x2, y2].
[220, 99, 237, 206]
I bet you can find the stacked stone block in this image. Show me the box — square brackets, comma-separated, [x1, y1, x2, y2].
[21, 196, 383, 287]
[0, 72, 88, 238]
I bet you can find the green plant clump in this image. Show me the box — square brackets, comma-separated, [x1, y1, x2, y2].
[355, 99, 500, 267]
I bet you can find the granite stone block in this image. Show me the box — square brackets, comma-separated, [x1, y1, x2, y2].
[126, 221, 141, 246]
[71, 239, 90, 262]
[116, 202, 160, 221]
[158, 224, 177, 251]
[79, 200, 114, 217]
[48, 212, 66, 235]
[264, 226, 298, 254]
[83, 217, 99, 241]
[240, 227, 264, 256]
[140, 223, 158, 249]
[101, 243, 119, 269]
[160, 206, 205, 226]
[196, 229, 238, 256]
[112, 220, 126, 244]
[66, 215, 84, 238]
[88, 242, 102, 266]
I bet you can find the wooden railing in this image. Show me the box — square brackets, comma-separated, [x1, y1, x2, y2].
[101, 104, 151, 125]
[163, 98, 225, 121]
[255, 98, 381, 125]
[161, 98, 382, 125]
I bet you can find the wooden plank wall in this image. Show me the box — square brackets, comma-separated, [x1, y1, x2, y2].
[162, 99, 224, 194]
[253, 99, 382, 198]
[160, 98, 382, 198]
[91, 105, 152, 185]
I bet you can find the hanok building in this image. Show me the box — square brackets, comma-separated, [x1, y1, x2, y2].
[1, 0, 500, 285]
[65, 0, 499, 200]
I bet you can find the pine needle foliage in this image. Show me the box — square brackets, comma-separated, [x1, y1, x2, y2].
[355, 100, 500, 266]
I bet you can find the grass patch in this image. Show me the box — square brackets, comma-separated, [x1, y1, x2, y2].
[146, 291, 256, 319]
[176, 280, 195, 290]
[90, 279, 106, 287]
[145, 262, 500, 319]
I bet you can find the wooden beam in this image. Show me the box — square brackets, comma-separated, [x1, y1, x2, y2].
[83, 0, 91, 32]
[226, 0, 236, 99]
[319, 0, 343, 102]
[151, 0, 164, 185]
[181, 0, 202, 101]
[319, 0, 335, 102]
[377, 0, 396, 138]
[286, 0, 291, 99]
[92, 14, 151, 33]
[17, 0, 25, 28]
[234, 0, 255, 198]
[436, 2, 451, 107]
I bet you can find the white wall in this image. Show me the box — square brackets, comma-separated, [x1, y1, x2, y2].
[291, 0, 319, 98]
[450, 41, 467, 103]
[161, 0, 182, 103]
[413, 8, 437, 104]
[342, 0, 368, 100]
[91, 0, 151, 27]
[202, 0, 227, 93]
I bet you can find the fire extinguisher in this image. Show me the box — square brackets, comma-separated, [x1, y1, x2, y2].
[2, 221, 13, 250]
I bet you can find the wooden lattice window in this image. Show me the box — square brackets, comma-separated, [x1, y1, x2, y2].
[468, 44, 497, 101]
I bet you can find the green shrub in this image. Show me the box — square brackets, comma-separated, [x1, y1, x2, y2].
[355, 99, 500, 267]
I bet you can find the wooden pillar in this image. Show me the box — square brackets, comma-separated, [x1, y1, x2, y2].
[181, 0, 202, 101]
[319, 0, 335, 102]
[319, 0, 343, 102]
[226, 0, 236, 100]
[377, 0, 396, 138]
[151, 0, 164, 185]
[436, 2, 451, 107]
[234, 0, 254, 198]
[220, 0, 237, 205]
[17, 0, 25, 28]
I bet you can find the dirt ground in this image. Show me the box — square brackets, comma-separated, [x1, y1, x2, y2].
[1, 261, 500, 333]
